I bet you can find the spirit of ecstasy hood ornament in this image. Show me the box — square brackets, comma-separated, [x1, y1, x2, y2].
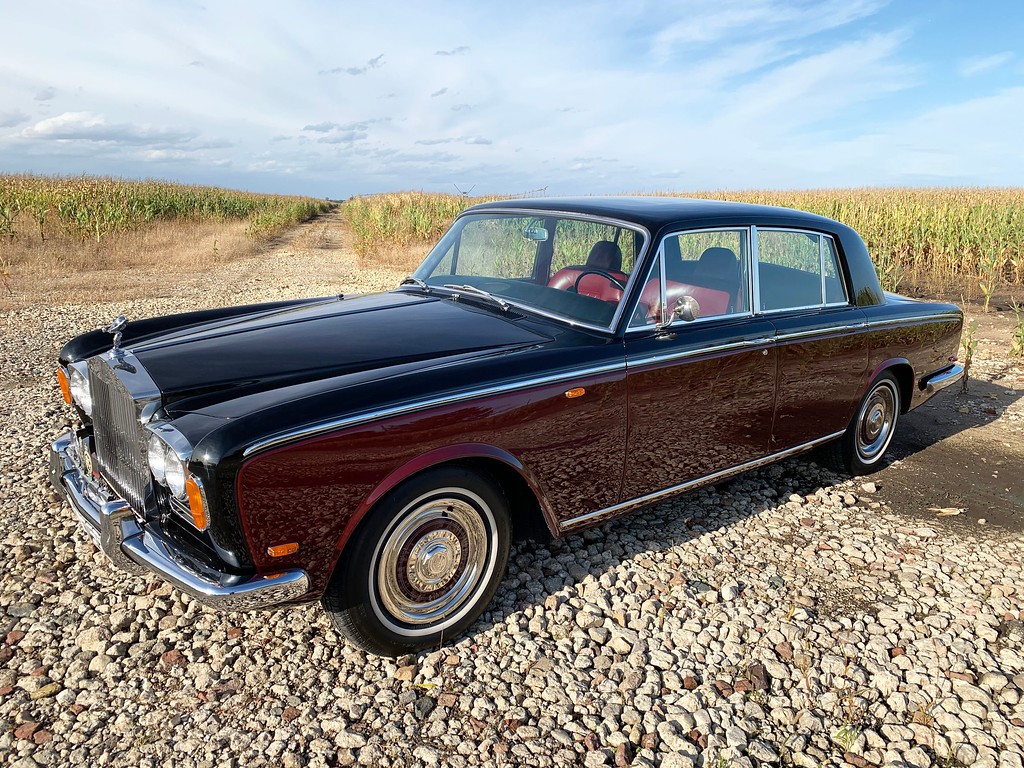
[104, 315, 128, 355]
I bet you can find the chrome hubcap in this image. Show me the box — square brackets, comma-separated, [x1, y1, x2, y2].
[856, 382, 897, 463]
[376, 496, 489, 627]
[406, 530, 462, 592]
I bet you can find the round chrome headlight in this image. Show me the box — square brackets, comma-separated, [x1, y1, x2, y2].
[147, 434, 167, 484]
[164, 452, 186, 498]
[68, 366, 93, 416]
[147, 433, 188, 499]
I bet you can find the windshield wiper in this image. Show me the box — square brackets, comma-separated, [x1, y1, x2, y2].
[400, 276, 430, 292]
[441, 284, 510, 312]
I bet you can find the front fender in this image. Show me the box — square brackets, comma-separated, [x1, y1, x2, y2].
[346, 443, 555, 547]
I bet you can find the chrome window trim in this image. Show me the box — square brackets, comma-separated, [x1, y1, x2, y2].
[557, 429, 845, 532]
[750, 224, 762, 314]
[757, 302, 835, 315]
[424, 208, 652, 334]
[754, 226, 855, 314]
[818, 233, 826, 304]
[822, 235, 849, 304]
[242, 360, 628, 457]
[624, 226, 755, 332]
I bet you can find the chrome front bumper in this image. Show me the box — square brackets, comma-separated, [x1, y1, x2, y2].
[49, 431, 309, 611]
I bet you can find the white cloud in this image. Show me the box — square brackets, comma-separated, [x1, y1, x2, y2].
[0, 0, 1018, 195]
[21, 112, 197, 146]
[958, 52, 1013, 77]
[650, 0, 885, 63]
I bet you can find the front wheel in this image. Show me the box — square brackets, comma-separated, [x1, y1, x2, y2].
[824, 372, 901, 475]
[322, 466, 511, 656]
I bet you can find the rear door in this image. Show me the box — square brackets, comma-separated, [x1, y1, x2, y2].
[754, 228, 869, 450]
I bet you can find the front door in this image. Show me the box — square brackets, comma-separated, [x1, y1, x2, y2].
[622, 228, 778, 502]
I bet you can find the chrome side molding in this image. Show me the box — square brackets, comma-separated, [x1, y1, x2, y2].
[557, 430, 845, 533]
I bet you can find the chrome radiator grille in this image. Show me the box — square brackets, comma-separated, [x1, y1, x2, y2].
[88, 357, 150, 512]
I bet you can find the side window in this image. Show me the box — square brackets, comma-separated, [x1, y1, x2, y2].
[757, 230, 823, 311]
[629, 229, 750, 326]
[823, 236, 848, 304]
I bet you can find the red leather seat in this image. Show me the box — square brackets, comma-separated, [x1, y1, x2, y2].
[548, 241, 628, 302]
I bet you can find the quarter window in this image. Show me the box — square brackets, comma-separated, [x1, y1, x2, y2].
[823, 236, 848, 304]
[756, 230, 847, 311]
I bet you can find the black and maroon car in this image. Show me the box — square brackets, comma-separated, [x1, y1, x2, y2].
[49, 197, 963, 655]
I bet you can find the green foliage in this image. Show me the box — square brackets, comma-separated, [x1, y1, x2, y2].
[960, 320, 978, 393]
[0, 174, 333, 244]
[345, 191, 495, 256]
[1010, 302, 1024, 359]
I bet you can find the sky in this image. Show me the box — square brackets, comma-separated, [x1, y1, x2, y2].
[1, 0, 1022, 198]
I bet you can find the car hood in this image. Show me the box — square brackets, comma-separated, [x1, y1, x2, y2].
[132, 291, 552, 408]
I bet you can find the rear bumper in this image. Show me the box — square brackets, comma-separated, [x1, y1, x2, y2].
[921, 364, 964, 395]
[49, 431, 309, 610]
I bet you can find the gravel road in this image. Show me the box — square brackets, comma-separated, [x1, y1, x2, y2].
[1, 213, 1022, 768]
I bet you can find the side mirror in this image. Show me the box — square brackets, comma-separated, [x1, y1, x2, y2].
[672, 295, 700, 322]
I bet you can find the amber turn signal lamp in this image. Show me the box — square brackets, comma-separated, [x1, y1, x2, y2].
[57, 369, 72, 404]
[185, 476, 208, 531]
[564, 387, 586, 399]
[267, 542, 299, 558]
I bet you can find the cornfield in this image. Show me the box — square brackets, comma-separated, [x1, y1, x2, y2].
[345, 188, 1024, 294]
[0, 174, 333, 245]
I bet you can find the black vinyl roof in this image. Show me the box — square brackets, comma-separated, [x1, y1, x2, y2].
[465, 196, 844, 235]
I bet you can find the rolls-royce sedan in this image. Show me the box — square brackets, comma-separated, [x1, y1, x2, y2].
[49, 197, 964, 655]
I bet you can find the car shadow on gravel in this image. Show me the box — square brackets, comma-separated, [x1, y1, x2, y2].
[874, 382, 1024, 533]
[467, 384, 1023, 648]
[475, 454, 859, 640]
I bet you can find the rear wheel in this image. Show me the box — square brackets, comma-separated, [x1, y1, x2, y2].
[823, 372, 901, 475]
[322, 466, 511, 656]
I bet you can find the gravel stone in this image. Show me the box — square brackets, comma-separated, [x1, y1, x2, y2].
[2, 224, 1022, 767]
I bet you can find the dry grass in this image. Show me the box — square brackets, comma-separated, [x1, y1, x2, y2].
[344, 188, 1024, 296]
[1, 219, 260, 306]
[0, 174, 336, 307]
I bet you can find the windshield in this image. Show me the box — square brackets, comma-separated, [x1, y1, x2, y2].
[411, 212, 647, 329]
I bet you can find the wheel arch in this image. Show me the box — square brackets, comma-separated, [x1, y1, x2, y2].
[865, 358, 913, 413]
[329, 443, 555, 568]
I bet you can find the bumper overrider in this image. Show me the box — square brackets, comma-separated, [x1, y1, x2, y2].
[49, 431, 309, 610]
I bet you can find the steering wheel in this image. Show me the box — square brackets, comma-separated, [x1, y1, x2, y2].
[572, 268, 626, 294]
